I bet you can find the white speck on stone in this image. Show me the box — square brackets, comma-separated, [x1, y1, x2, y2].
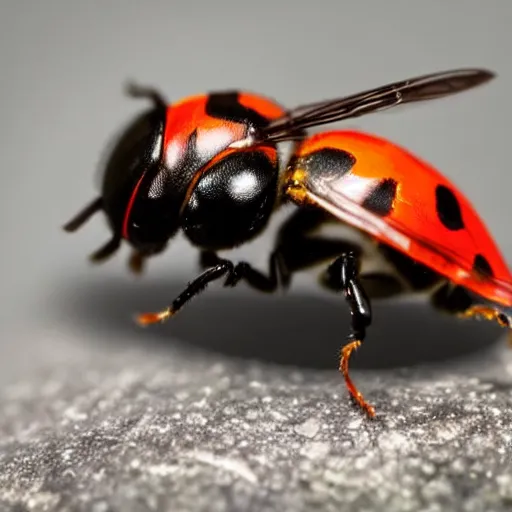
[61, 449, 74, 462]
[300, 441, 330, 459]
[378, 431, 409, 451]
[63, 406, 88, 422]
[186, 413, 207, 426]
[421, 479, 454, 501]
[188, 451, 258, 484]
[269, 410, 287, 422]
[498, 474, 512, 500]
[192, 398, 207, 408]
[92, 468, 106, 482]
[130, 459, 141, 469]
[27, 492, 60, 510]
[246, 409, 258, 420]
[294, 417, 320, 439]
[223, 434, 235, 446]
[323, 468, 346, 486]
[91, 501, 109, 512]
[421, 461, 436, 476]
[223, 405, 236, 416]
[149, 423, 170, 434]
[62, 468, 76, 479]
[347, 418, 363, 430]
[147, 463, 179, 477]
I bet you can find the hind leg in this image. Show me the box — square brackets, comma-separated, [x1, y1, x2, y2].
[325, 251, 376, 417]
[431, 282, 511, 328]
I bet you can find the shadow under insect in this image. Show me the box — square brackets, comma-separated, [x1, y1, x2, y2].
[63, 277, 504, 370]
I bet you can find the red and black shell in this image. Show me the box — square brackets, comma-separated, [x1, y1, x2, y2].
[286, 130, 512, 309]
[100, 91, 286, 255]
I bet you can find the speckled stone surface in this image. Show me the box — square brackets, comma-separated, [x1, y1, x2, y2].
[2, 280, 512, 511]
[2, 347, 512, 512]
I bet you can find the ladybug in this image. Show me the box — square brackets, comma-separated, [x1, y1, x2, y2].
[64, 68, 511, 418]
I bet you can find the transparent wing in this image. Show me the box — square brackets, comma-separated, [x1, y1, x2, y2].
[256, 68, 495, 143]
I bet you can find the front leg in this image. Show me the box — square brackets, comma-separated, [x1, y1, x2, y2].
[327, 251, 375, 418]
[136, 259, 234, 325]
[136, 251, 288, 326]
[135, 212, 325, 328]
[200, 250, 289, 292]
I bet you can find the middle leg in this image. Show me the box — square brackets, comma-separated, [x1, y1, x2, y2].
[326, 251, 375, 417]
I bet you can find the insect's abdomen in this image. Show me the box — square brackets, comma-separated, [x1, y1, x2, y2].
[287, 130, 512, 307]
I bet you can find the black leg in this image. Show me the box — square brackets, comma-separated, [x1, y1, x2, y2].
[137, 248, 291, 326]
[137, 211, 323, 327]
[63, 197, 103, 232]
[89, 235, 121, 263]
[125, 82, 168, 109]
[128, 250, 146, 275]
[136, 261, 234, 326]
[327, 251, 375, 418]
[432, 282, 510, 328]
[200, 250, 289, 292]
[200, 207, 360, 291]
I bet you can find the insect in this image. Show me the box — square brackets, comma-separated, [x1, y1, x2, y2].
[64, 68, 512, 418]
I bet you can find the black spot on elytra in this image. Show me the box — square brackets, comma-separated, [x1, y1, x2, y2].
[435, 185, 464, 231]
[302, 148, 356, 182]
[205, 92, 270, 128]
[362, 178, 398, 216]
[473, 254, 494, 278]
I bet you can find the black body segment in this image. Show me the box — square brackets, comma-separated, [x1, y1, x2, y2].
[125, 129, 204, 254]
[101, 107, 166, 236]
[181, 149, 279, 250]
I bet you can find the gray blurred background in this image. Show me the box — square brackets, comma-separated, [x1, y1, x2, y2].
[1, 0, 511, 382]
[2, 1, 512, 510]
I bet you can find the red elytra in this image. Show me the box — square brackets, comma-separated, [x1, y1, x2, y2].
[286, 129, 512, 309]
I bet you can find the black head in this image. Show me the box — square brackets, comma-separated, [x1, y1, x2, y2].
[63, 99, 175, 262]
[101, 106, 169, 253]
[63, 85, 281, 265]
